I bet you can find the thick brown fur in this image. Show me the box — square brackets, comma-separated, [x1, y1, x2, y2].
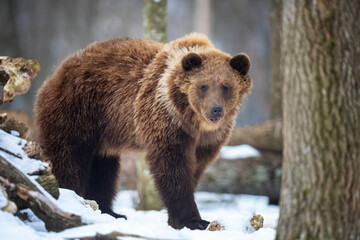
[34, 33, 252, 230]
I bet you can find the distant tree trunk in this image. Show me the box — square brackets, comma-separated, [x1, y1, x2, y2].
[193, 0, 211, 36]
[0, 0, 19, 57]
[277, 1, 360, 240]
[143, 0, 167, 43]
[269, 0, 283, 119]
[135, 153, 162, 211]
[136, 0, 167, 210]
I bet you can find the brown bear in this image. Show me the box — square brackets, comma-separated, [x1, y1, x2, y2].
[34, 33, 252, 230]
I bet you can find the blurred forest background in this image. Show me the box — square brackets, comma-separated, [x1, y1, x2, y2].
[1, 0, 359, 238]
[0, 0, 270, 127]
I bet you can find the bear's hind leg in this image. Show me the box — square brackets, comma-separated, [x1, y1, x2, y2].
[49, 145, 93, 197]
[85, 155, 126, 219]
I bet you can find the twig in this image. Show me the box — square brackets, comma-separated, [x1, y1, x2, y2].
[68, 231, 180, 240]
[0, 146, 22, 159]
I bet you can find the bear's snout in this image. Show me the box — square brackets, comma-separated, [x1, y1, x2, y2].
[206, 105, 223, 124]
[210, 105, 223, 118]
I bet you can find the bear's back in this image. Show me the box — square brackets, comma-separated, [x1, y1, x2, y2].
[35, 38, 164, 155]
[62, 38, 163, 87]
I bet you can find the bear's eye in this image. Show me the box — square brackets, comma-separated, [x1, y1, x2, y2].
[201, 85, 208, 92]
[222, 85, 229, 93]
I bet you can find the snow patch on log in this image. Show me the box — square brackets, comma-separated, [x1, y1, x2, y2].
[220, 144, 261, 159]
[0, 129, 48, 174]
[0, 186, 7, 209]
[0, 129, 60, 207]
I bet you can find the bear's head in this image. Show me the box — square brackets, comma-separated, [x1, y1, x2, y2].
[157, 33, 252, 131]
[179, 51, 251, 130]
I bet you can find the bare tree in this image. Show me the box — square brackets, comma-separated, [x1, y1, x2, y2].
[277, 1, 360, 239]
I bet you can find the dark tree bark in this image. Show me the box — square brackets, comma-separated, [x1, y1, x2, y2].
[269, 0, 283, 119]
[277, 1, 360, 239]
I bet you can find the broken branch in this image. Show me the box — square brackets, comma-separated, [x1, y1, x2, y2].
[0, 156, 84, 232]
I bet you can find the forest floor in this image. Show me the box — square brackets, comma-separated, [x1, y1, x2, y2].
[1, 189, 278, 240]
[0, 129, 279, 240]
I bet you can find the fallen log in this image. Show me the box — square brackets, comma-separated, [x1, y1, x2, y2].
[0, 156, 39, 192]
[0, 156, 84, 232]
[0, 111, 33, 140]
[0, 138, 59, 199]
[198, 152, 282, 204]
[0, 56, 40, 139]
[0, 57, 86, 232]
[35, 174, 60, 199]
[215, 119, 283, 203]
[118, 146, 282, 204]
[228, 119, 283, 152]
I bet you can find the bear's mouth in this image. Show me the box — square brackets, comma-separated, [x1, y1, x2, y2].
[206, 117, 220, 124]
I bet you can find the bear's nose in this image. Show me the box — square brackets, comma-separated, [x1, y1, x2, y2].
[210, 105, 223, 118]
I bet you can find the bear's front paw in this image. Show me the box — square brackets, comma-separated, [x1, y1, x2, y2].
[185, 219, 210, 230]
[169, 216, 209, 230]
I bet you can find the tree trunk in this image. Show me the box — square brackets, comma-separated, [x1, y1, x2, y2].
[136, 0, 167, 210]
[193, 0, 211, 36]
[269, 0, 283, 119]
[143, 0, 167, 43]
[277, 1, 360, 240]
[136, 153, 162, 210]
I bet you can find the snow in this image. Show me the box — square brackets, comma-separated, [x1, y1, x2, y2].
[1, 189, 278, 240]
[0, 189, 278, 240]
[0, 211, 54, 240]
[10, 130, 20, 137]
[220, 144, 261, 159]
[0, 129, 278, 239]
[0, 130, 48, 175]
[0, 187, 7, 209]
[0, 130, 59, 207]
[56, 189, 115, 224]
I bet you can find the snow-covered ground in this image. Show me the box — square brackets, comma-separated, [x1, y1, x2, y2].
[1, 190, 278, 240]
[0, 129, 279, 240]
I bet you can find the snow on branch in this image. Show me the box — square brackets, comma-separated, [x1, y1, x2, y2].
[0, 156, 85, 232]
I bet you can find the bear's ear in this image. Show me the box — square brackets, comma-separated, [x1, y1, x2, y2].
[230, 53, 250, 75]
[182, 53, 202, 71]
